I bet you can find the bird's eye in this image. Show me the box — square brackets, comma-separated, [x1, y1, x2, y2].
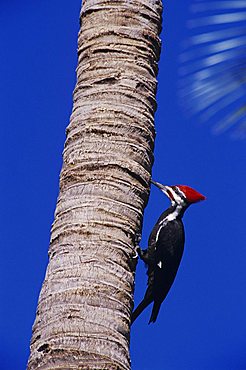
[167, 189, 174, 200]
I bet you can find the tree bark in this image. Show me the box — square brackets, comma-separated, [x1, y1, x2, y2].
[28, 1, 162, 369]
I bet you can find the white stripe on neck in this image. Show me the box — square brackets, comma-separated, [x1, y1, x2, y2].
[155, 205, 183, 242]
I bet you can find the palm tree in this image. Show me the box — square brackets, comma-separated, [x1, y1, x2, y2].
[27, 1, 162, 369]
[179, 0, 246, 139]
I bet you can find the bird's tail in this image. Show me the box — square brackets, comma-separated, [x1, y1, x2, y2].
[131, 297, 152, 324]
[148, 301, 161, 324]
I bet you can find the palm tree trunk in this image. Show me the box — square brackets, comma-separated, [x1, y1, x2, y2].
[27, 1, 162, 369]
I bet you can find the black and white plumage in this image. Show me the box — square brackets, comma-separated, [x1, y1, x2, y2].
[132, 180, 206, 324]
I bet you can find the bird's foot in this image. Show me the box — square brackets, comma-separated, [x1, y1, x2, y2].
[132, 245, 141, 259]
[135, 232, 142, 246]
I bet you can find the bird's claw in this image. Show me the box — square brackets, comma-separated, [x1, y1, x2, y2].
[135, 232, 142, 246]
[132, 245, 141, 259]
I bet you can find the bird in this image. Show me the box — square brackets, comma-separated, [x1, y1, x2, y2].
[131, 180, 206, 324]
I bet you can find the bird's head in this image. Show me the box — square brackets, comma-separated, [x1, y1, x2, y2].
[151, 180, 206, 206]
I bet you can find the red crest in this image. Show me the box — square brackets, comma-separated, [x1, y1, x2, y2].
[175, 185, 206, 203]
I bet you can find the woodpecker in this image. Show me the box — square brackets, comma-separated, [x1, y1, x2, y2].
[132, 180, 206, 324]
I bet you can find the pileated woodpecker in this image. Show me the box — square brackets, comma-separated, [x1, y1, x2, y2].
[132, 180, 206, 324]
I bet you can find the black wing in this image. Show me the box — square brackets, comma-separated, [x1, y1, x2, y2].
[147, 219, 185, 323]
[132, 216, 185, 324]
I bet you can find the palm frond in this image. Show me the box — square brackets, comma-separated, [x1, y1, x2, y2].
[179, 0, 246, 139]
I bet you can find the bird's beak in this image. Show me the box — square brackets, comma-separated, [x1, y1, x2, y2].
[151, 180, 170, 197]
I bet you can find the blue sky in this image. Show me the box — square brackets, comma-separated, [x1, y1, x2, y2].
[1, 1, 246, 370]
